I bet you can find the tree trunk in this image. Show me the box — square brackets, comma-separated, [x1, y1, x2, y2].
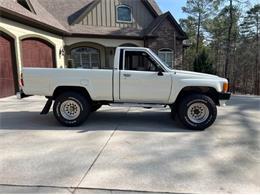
[255, 13, 259, 95]
[215, 43, 220, 74]
[232, 41, 238, 94]
[196, 12, 201, 54]
[224, 0, 233, 78]
[243, 65, 247, 94]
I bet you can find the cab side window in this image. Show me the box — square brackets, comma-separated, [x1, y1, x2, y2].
[124, 51, 161, 72]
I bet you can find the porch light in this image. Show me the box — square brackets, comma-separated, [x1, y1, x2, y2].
[59, 47, 65, 57]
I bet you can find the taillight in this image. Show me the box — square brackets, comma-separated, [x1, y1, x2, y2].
[20, 73, 24, 87]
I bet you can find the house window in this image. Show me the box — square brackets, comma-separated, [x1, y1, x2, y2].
[70, 47, 100, 69]
[116, 5, 132, 23]
[158, 49, 174, 67]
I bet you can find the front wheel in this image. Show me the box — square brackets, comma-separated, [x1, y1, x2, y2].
[53, 92, 91, 127]
[178, 94, 217, 130]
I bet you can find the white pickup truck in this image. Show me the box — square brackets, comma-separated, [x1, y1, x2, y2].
[20, 47, 231, 130]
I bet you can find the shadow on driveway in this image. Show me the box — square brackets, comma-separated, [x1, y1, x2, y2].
[1, 95, 259, 133]
[0, 108, 191, 133]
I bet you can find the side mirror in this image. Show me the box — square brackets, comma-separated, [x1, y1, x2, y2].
[158, 70, 164, 76]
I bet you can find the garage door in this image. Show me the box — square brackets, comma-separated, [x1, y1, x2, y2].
[0, 32, 17, 98]
[21, 38, 56, 68]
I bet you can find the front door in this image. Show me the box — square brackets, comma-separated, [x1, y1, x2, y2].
[119, 51, 172, 103]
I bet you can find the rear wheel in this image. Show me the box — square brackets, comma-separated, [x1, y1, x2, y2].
[170, 104, 177, 120]
[178, 94, 217, 130]
[53, 92, 91, 127]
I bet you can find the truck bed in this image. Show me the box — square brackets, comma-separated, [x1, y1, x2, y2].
[22, 68, 114, 101]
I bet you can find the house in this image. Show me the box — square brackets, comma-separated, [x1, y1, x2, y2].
[0, 0, 188, 98]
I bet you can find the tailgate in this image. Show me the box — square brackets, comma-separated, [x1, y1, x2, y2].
[22, 68, 52, 96]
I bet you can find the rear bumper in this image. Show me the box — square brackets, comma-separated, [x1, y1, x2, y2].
[218, 92, 231, 106]
[16, 90, 31, 99]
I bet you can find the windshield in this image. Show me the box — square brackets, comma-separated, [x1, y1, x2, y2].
[148, 49, 174, 71]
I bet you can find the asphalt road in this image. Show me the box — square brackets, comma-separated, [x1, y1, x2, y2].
[0, 95, 259, 194]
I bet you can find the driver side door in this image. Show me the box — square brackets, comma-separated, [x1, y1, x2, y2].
[119, 50, 172, 103]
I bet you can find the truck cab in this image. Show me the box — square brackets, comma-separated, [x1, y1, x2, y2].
[113, 47, 172, 103]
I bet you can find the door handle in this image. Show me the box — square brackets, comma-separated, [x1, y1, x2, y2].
[123, 73, 131, 77]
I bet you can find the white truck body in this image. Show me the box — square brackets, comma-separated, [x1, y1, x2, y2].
[20, 47, 231, 130]
[22, 47, 228, 105]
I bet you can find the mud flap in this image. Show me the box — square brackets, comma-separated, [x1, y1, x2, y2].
[40, 98, 53, 115]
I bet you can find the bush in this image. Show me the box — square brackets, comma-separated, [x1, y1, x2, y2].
[193, 49, 215, 74]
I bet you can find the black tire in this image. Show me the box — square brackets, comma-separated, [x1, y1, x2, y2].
[91, 104, 102, 112]
[53, 92, 91, 127]
[170, 104, 177, 120]
[177, 94, 217, 130]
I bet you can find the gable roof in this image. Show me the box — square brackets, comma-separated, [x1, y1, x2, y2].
[36, 0, 165, 37]
[142, 0, 162, 16]
[37, 0, 94, 28]
[0, 0, 67, 34]
[0, 0, 186, 40]
[37, 0, 163, 26]
[145, 11, 188, 39]
[68, 0, 100, 25]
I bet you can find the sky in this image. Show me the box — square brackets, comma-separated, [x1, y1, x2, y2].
[156, 0, 260, 22]
[156, 0, 186, 21]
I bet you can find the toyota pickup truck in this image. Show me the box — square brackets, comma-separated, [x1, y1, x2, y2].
[20, 47, 231, 130]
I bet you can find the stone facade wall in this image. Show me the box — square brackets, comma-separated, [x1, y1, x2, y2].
[175, 40, 184, 69]
[145, 19, 184, 68]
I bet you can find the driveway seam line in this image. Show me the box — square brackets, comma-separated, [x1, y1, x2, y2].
[0, 184, 185, 194]
[0, 184, 73, 194]
[72, 107, 131, 194]
[71, 130, 116, 193]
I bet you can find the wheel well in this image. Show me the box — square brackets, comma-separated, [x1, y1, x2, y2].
[52, 86, 92, 101]
[174, 87, 220, 106]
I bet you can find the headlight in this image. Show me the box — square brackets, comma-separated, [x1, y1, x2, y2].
[223, 82, 229, 93]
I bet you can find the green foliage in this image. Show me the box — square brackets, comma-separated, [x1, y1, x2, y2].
[182, 0, 222, 54]
[193, 49, 215, 74]
[181, 0, 259, 94]
[205, 5, 240, 42]
[240, 4, 260, 38]
[182, 0, 221, 18]
[180, 16, 197, 43]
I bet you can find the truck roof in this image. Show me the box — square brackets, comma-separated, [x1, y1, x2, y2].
[117, 47, 150, 50]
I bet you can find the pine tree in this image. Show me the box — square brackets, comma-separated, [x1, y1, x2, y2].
[241, 4, 260, 95]
[193, 49, 215, 74]
[182, 0, 221, 54]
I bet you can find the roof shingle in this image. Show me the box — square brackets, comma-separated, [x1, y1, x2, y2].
[37, 0, 94, 28]
[69, 25, 144, 37]
[145, 0, 162, 15]
[0, 0, 67, 32]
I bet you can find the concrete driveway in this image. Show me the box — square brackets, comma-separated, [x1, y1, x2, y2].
[0, 95, 259, 194]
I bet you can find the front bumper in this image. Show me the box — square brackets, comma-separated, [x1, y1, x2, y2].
[218, 92, 231, 106]
[219, 92, 231, 100]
